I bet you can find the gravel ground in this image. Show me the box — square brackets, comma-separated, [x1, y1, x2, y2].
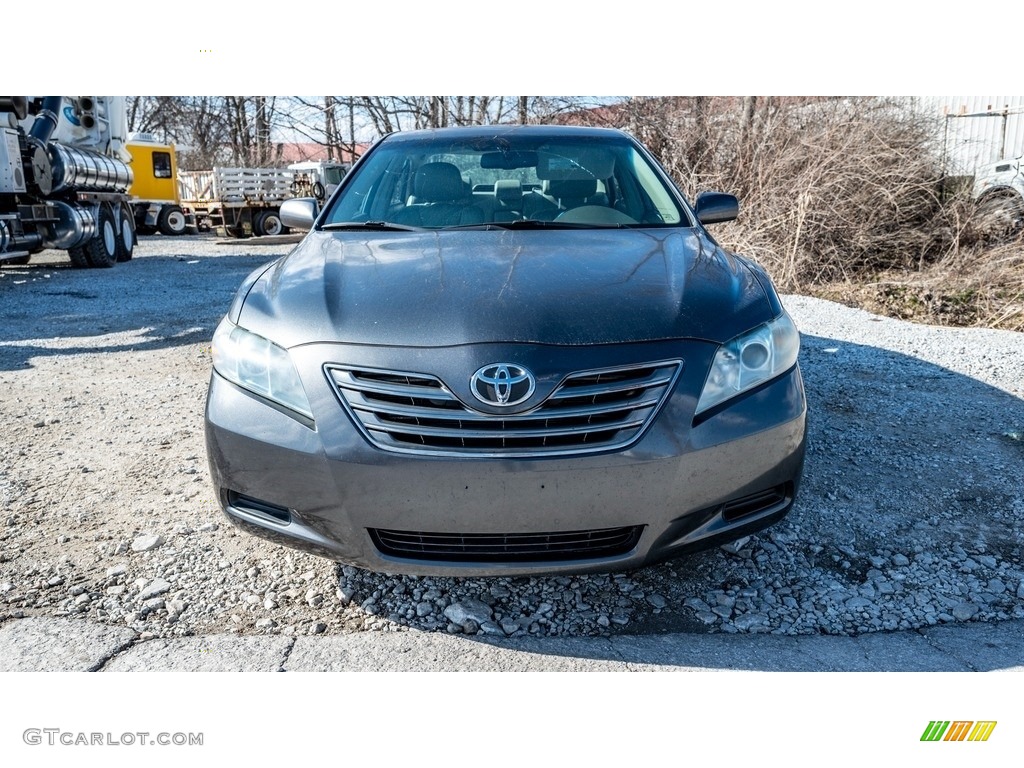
[1, 235, 1022, 641]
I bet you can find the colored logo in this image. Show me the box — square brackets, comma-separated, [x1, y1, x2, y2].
[921, 721, 997, 742]
[62, 106, 81, 126]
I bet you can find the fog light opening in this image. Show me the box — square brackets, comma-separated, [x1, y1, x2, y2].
[225, 490, 292, 524]
[721, 483, 790, 523]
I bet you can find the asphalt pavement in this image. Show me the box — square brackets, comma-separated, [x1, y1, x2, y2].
[1, 616, 1021, 672]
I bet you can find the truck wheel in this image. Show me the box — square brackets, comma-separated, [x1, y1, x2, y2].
[975, 193, 1024, 241]
[68, 246, 90, 268]
[157, 205, 188, 236]
[116, 205, 135, 262]
[83, 204, 119, 268]
[253, 210, 285, 237]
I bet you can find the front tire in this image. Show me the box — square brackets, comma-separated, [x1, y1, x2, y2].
[116, 205, 135, 262]
[83, 203, 119, 268]
[157, 205, 187, 236]
[975, 193, 1024, 241]
[68, 246, 90, 268]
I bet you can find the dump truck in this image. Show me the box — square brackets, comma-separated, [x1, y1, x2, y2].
[0, 96, 135, 267]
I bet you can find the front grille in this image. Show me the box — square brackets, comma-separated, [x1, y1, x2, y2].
[326, 360, 681, 457]
[369, 526, 644, 562]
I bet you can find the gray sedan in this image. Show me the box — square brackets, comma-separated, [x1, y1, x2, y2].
[204, 125, 806, 575]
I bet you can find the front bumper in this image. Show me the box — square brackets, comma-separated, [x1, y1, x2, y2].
[205, 339, 807, 576]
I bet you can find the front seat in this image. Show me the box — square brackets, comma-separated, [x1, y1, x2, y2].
[524, 178, 600, 220]
[393, 162, 484, 227]
[493, 179, 524, 222]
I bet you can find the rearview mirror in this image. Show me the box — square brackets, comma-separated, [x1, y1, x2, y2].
[694, 192, 739, 224]
[481, 150, 538, 169]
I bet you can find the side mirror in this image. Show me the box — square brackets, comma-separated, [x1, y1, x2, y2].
[280, 198, 319, 230]
[694, 191, 739, 224]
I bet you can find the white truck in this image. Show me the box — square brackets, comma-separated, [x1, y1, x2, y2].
[178, 166, 294, 237]
[288, 160, 350, 204]
[0, 96, 135, 267]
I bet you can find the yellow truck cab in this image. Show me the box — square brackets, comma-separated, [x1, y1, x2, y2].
[126, 134, 193, 235]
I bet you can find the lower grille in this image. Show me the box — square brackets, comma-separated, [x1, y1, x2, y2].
[369, 526, 644, 562]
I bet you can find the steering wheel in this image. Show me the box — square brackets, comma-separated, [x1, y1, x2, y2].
[554, 206, 639, 225]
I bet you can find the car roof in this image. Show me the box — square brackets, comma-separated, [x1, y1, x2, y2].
[381, 124, 633, 144]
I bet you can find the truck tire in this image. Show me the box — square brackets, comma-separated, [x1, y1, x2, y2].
[975, 192, 1024, 241]
[83, 204, 119, 268]
[253, 210, 286, 237]
[116, 204, 135, 262]
[157, 205, 188, 236]
[68, 246, 90, 268]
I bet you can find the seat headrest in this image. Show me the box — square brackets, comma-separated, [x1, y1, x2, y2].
[494, 179, 523, 206]
[413, 162, 466, 203]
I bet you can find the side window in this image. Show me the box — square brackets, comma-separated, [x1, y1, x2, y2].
[152, 151, 172, 179]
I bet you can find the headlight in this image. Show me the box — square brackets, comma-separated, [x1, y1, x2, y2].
[695, 312, 800, 415]
[211, 319, 313, 419]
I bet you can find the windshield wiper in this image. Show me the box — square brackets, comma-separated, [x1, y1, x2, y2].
[320, 221, 421, 231]
[487, 219, 608, 230]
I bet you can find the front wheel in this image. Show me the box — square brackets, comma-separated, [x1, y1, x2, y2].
[116, 205, 135, 262]
[83, 203, 119, 268]
[68, 246, 89, 268]
[157, 205, 188, 236]
[975, 193, 1024, 241]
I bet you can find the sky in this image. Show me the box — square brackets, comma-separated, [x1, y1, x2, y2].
[8, 3, 1020, 96]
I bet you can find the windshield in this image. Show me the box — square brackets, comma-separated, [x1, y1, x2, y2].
[321, 131, 691, 230]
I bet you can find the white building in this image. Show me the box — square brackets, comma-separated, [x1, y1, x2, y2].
[911, 96, 1024, 175]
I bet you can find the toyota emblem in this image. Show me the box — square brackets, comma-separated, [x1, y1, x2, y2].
[470, 363, 535, 407]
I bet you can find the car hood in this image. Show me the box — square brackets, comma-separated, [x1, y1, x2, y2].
[236, 228, 774, 348]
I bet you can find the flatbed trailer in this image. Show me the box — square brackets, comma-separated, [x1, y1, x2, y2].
[178, 166, 293, 237]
